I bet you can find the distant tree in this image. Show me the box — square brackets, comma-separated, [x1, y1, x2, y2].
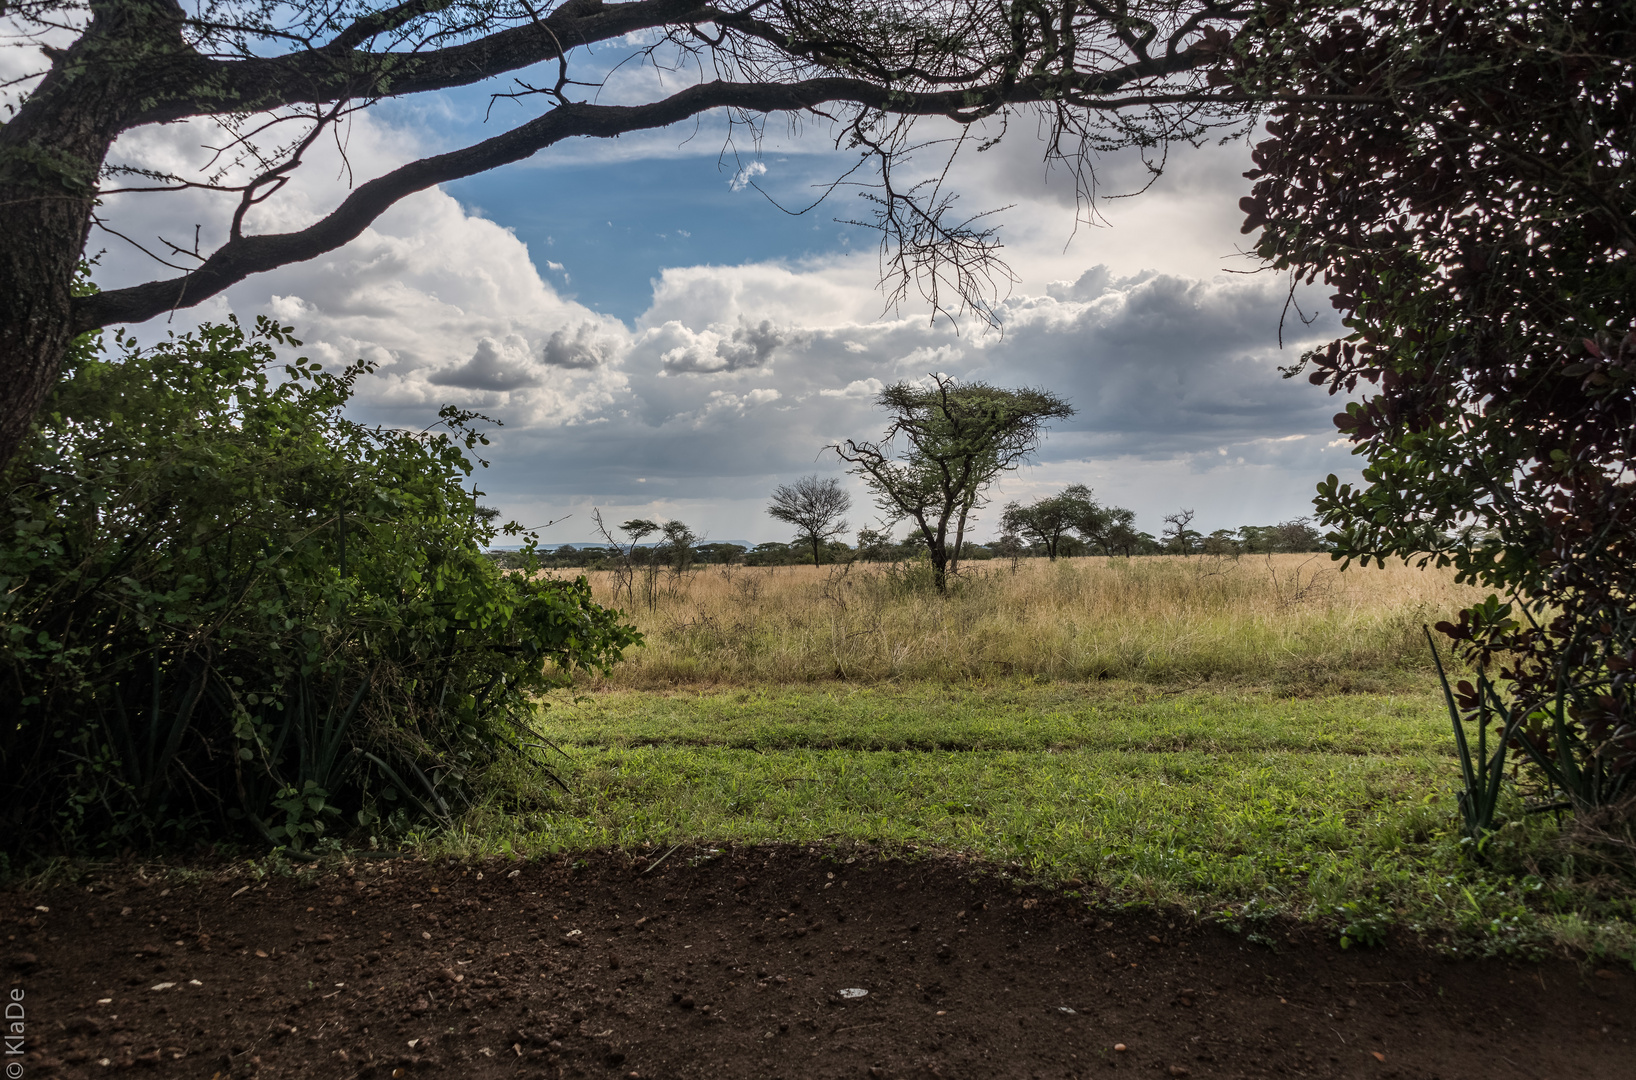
[1055, 535, 1088, 558]
[656, 520, 700, 575]
[695, 542, 748, 566]
[620, 518, 661, 545]
[767, 475, 853, 566]
[1078, 505, 1144, 556]
[1236, 525, 1279, 554]
[591, 512, 665, 605]
[1000, 484, 1099, 560]
[1236, 519, 1326, 554]
[855, 527, 898, 563]
[1161, 509, 1200, 555]
[1271, 518, 1325, 554]
[739, 541, 791, 567]
[993, 533, 1027, 569]
[832, 375, 1074, 592]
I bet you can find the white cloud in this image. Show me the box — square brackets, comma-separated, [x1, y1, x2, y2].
[80, 90, 1353, 545]
[91, 108, 635, 432]
[819, 378, 884, 399]
[654, 319, 796, 375]
[730, 160, 768, 191]
[542, 323, 620, 370]
[430, 335, 542, 391]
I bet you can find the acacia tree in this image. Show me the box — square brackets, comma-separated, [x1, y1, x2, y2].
[0, 0, 1249, 470]
[1076, 502, 1140, 554]
[1234, 0, 1636, 820]
[1000, 483, 1098, 560]
[1160, 507, 1196, 554]
[831, 374, 1073, 591]
[767, 474, 851, 566]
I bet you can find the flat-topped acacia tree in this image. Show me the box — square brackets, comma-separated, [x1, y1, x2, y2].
[832, 374, 1073, 591]
[0, 0, 1248, 470]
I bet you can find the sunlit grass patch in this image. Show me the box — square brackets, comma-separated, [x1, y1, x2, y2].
[561, 554, 1486, 689]
[425, 681, 1635, 962]
[538, 680, 1453, 756]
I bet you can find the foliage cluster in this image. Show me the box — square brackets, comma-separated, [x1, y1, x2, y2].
[0, 320, 638, 856]
[1234, 0, 1636, 836]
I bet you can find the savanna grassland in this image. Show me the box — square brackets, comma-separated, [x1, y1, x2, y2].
[424, 555, 1636, 960]
[15, 557, 1636, 1080]
[579, 553, 1473, 689]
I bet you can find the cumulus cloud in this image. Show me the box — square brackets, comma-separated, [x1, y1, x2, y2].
[542, 323, 619, 369]
[716, 320, 787, 370]
[1044, 265, 1157, 303]
[707, 388, 782, 412]
[819, 378, 884, 399]
[657, 319, 795, 374]
[80, 93, 1352, 544]
[88, 108, 638, 440]
[430, 335, 541, 391]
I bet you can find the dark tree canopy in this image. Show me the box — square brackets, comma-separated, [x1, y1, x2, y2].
[0, 0, 1248, 469]
[832, 374, 1073, 590]
[768, 474, 852, 566]
[1235, 0, 1636, 809]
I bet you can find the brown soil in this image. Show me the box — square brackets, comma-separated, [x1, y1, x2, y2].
[4, 844, 1630, 1079]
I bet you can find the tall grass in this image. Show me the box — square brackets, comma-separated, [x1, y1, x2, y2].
[558, 554, 1485, 689]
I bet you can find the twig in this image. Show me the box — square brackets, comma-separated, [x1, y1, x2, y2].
[642, 843, 683, 875]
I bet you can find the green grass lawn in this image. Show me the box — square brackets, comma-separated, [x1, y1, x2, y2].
[432, 678, 1635, 963]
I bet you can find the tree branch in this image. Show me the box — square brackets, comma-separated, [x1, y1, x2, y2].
[75, 67, 1231, 332]
[136, 0, 713, 126]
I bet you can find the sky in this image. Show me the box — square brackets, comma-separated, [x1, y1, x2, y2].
[31, 23, 1361, 548]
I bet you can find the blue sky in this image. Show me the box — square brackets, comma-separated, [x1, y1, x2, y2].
[66, 27, 1360, 548]
[448, 152, 870, 322]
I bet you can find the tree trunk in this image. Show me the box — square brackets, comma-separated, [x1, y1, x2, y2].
[0, 203, 82, 472]
[0, 1, 177, 471]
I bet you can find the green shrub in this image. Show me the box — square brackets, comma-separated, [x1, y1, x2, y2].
[0, 318, 640, 855]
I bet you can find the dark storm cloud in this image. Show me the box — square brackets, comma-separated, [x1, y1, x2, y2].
[987, 268, 1341, 459]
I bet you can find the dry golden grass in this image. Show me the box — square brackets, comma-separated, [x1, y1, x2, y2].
[552, 553, 1487, 690]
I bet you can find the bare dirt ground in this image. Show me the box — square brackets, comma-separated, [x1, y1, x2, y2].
[4, 844, 1631, 1079]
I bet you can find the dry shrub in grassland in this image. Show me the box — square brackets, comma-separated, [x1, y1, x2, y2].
[553, 554, 1486, 689]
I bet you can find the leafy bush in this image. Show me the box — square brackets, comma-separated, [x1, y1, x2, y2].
[0, 318, 640, 855]
[1238, 0, 1636, 840]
